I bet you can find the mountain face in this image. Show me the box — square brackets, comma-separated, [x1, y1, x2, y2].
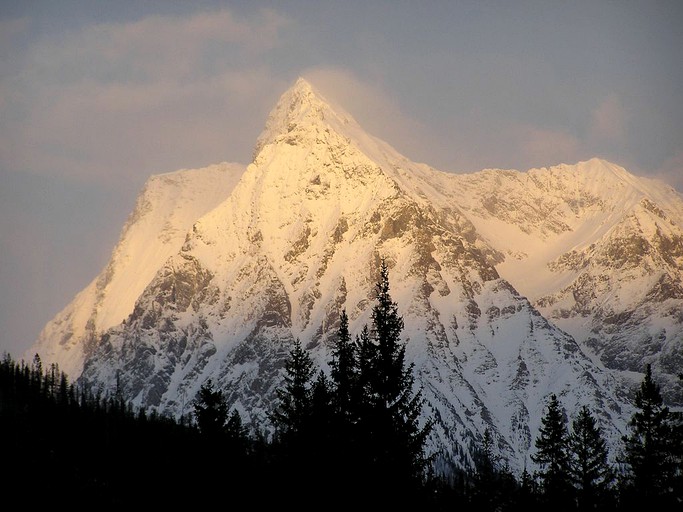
[30, 163, 244, 378]
[28, 78, 683, 476]
[447, 161, 683, 405]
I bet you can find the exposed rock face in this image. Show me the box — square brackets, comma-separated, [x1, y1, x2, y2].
[536, 201, 683, 404]
[448, 164, 683, 406]
[434, 159, 683, 406]
[31, 78, 683, 476]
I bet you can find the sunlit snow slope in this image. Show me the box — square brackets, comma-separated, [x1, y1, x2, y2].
[28, 163, 244, 377]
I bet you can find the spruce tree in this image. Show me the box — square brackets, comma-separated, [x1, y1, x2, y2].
[310, 369, 333, 432]
[329, 309, 358, 428]
[309, 369, 336, 490]
[471, 428, 498, 511]
[568, 405, 614, 511]
[225, 408, 247, 445]
[270, 338, 316, 441]
[192, 379, 229, 439]
[516, 467, 539, 510]
[356, 258, 432, 500]
[619, 364, 680, 508]
[531, 393, 574, 510]
[268, 339, 319, 503]
[328, 311, 361, 487]
[30, 353, 42, 395]
[370, 259, 406, 408]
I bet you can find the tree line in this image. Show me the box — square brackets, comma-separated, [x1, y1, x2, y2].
[2, 260, 681, 508]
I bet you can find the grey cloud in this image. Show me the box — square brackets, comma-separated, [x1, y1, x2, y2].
[1, 9, 291, 181]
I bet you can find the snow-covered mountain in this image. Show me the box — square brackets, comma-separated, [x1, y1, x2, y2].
[30, 163, 244, 377]
[447, 160, 683, 405]
[27, 77, 683, 475]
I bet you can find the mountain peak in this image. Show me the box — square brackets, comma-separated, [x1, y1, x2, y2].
[577, 157, 630, 179]
[279, 76, 324, 110]
[253, 76, 359, 160]
[291, 76, 315, 94]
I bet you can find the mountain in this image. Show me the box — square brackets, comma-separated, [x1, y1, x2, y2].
[29, 163, 244, 378]
[27, 77, 683, 476]
[447, 160, 683, 405]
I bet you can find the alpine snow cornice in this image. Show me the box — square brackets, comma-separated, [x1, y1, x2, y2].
[28, 77, 683, 476]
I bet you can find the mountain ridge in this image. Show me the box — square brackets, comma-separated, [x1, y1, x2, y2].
[445, 157, 683, 404]
[27, 77, 682, 475]
[29, 162, 245, 377]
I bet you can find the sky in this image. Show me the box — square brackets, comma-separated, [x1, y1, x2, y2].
[1, 0, 682, 360]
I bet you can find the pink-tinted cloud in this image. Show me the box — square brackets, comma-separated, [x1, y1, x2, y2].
[301, 66, 442, 167]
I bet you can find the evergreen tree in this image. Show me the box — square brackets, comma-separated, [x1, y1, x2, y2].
[192, 379, 229, 438]
[471, 428, 498, 511]
[270, 338, 316, 442]
[310, 369, 333, 431]
[268, 339, 319, 503]
[531, 393, 574, 510]
[329, 309, 359, 429]
[619, 364, 680, 508]
[568, 405, 615, 511]
[469, 428, 522, 511]
[356, 258, 433, 500]
[224, 407, 251, 474]
[30, 353, 42, 394]
[225, 408, 246, 442]
[323, 312, 370, 497]
[370, 259, 407, 407]
[356, 323, 374, 406]
[309, 369, 335, 490]
[516, 466, 539, 511]
[58, 371, 70, 406]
